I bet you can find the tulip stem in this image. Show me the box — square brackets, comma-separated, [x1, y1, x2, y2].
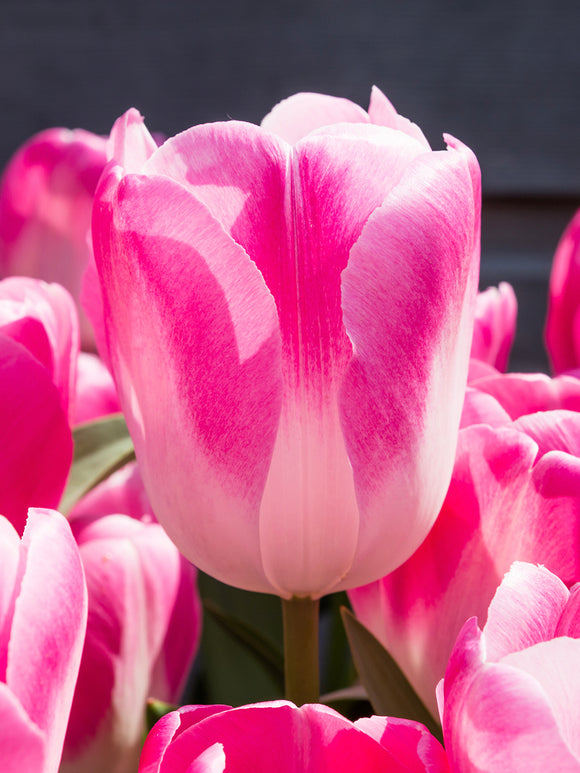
[282, 596, 320, 705]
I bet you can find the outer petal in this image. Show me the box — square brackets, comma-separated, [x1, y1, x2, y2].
[355, 715, 451, 772]
[367, 85, 431, 148]
[93, 168, 283, 593]
[0, 335, 72, 533]
[7, 508, 87, 773]
[339, 138, 479, 588]
[470, 282, 517, 371]
[546, 208, 580, 373]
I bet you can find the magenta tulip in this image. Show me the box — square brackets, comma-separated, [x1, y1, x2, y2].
[61, 466, 202, 773]
[0, 276, 78, 532]
[92, 91, 480, 599]
[0, 128, 107, 348]
[441, 562, 580, 771]
[349, 393, 580, 714]
[0, 508, 87, 773]
[546, 207, 580, 373]
[139, 701, 450, 772]
[470, 282, 517, 371]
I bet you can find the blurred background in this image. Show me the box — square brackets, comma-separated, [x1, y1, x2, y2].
[2, 0, 579, 370]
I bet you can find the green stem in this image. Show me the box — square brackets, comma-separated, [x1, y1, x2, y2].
[282, 596, 320, 705]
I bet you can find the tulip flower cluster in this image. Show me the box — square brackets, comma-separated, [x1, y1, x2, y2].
[1, 85, 579, 771]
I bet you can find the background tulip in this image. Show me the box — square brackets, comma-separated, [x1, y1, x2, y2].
[349, 383, 580, 714]
[546, 207, 580, 373]
[0, 508, 87, 773]
[0, 276, 78, 532]
[470, 282, 517, 371]
[441, 562, 580, 771]
[0, 128, 107, 349]
[92, 90, 480, 600]
[139, 701, 450, 772]
[61, 466, 202, 773]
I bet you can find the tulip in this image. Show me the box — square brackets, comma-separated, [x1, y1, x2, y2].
[441, 562, 580, 771]
[92, 89, 480, 601]
[546, 207, 580, 373]
[139, 701, 450, 772]
[0, 128, 107, 349]
[349, 388, 580, 715]
[61, 466, 202, 773]
[74, 351, 120, 424]
[470, 282, 517, 371]
[0, 276, 78, 532]
[0, 508, 87, 773]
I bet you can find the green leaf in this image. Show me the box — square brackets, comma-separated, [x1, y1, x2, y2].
[203, 598, 284, 689]
[341, 607, 443, 742]
[60, 413, 136, 514]
[146, 698, 178, 733]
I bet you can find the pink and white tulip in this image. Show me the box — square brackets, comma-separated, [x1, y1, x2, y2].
[470, 282, 517, 371]
[139, 701, 450, 772]
[349, 394, 580, 714]
[441, 562, 580, 771]
[0, 128, 107, 348]
[61, 466, 202, 773]
[0, 276, 78, 532]
[0, 508, 87, 773]
[92, 90, 480, 599]
[546, 207, 580, 373]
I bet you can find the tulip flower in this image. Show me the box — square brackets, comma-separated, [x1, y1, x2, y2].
[546, 207, 580, 373]
[0, 128, 107, 348]
[0, 276, 78, 532]
[0, 508, 87, 773]
[441, 562, 580, 771]
[92, 90, 480, 602]
[74, 351, 120, 424]
[470, 282, 517, 371]
[349, 390, 580, 714]
[61, 466, 202, 773]
[139, 701, 450, 772]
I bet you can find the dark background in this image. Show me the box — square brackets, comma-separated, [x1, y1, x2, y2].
[3, 0, 580, 370]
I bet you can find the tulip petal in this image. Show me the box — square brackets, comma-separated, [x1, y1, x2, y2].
[501, 638, 580, 759]
[367, 86, 430, 148]
[340, 140, 479, 587]
[472, 371, 580, 420]
[7, 508, 87, 773]
[261, 92, 370, 143]
[483, 562, 570, 661]
[514, 410, 580, 458]
[0, 683, 46, 772]
[0, 335, 72, 533]
[94, 170, 283, 592]
[107, 108, 158, 173]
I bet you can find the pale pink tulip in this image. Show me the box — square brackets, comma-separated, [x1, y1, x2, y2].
[441, 562, 580, 771]
[470, 282, 517, 371]
[61, 467, 201, 773]
[0, 508, 87, 773]
[139, 701, 450, 772]
[92, 91, 480, 599]
[546, 208, 580, 373]
[349, 402, 580, 715]
[0, 128, 107, 348]
[0, 276, 78, 532]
